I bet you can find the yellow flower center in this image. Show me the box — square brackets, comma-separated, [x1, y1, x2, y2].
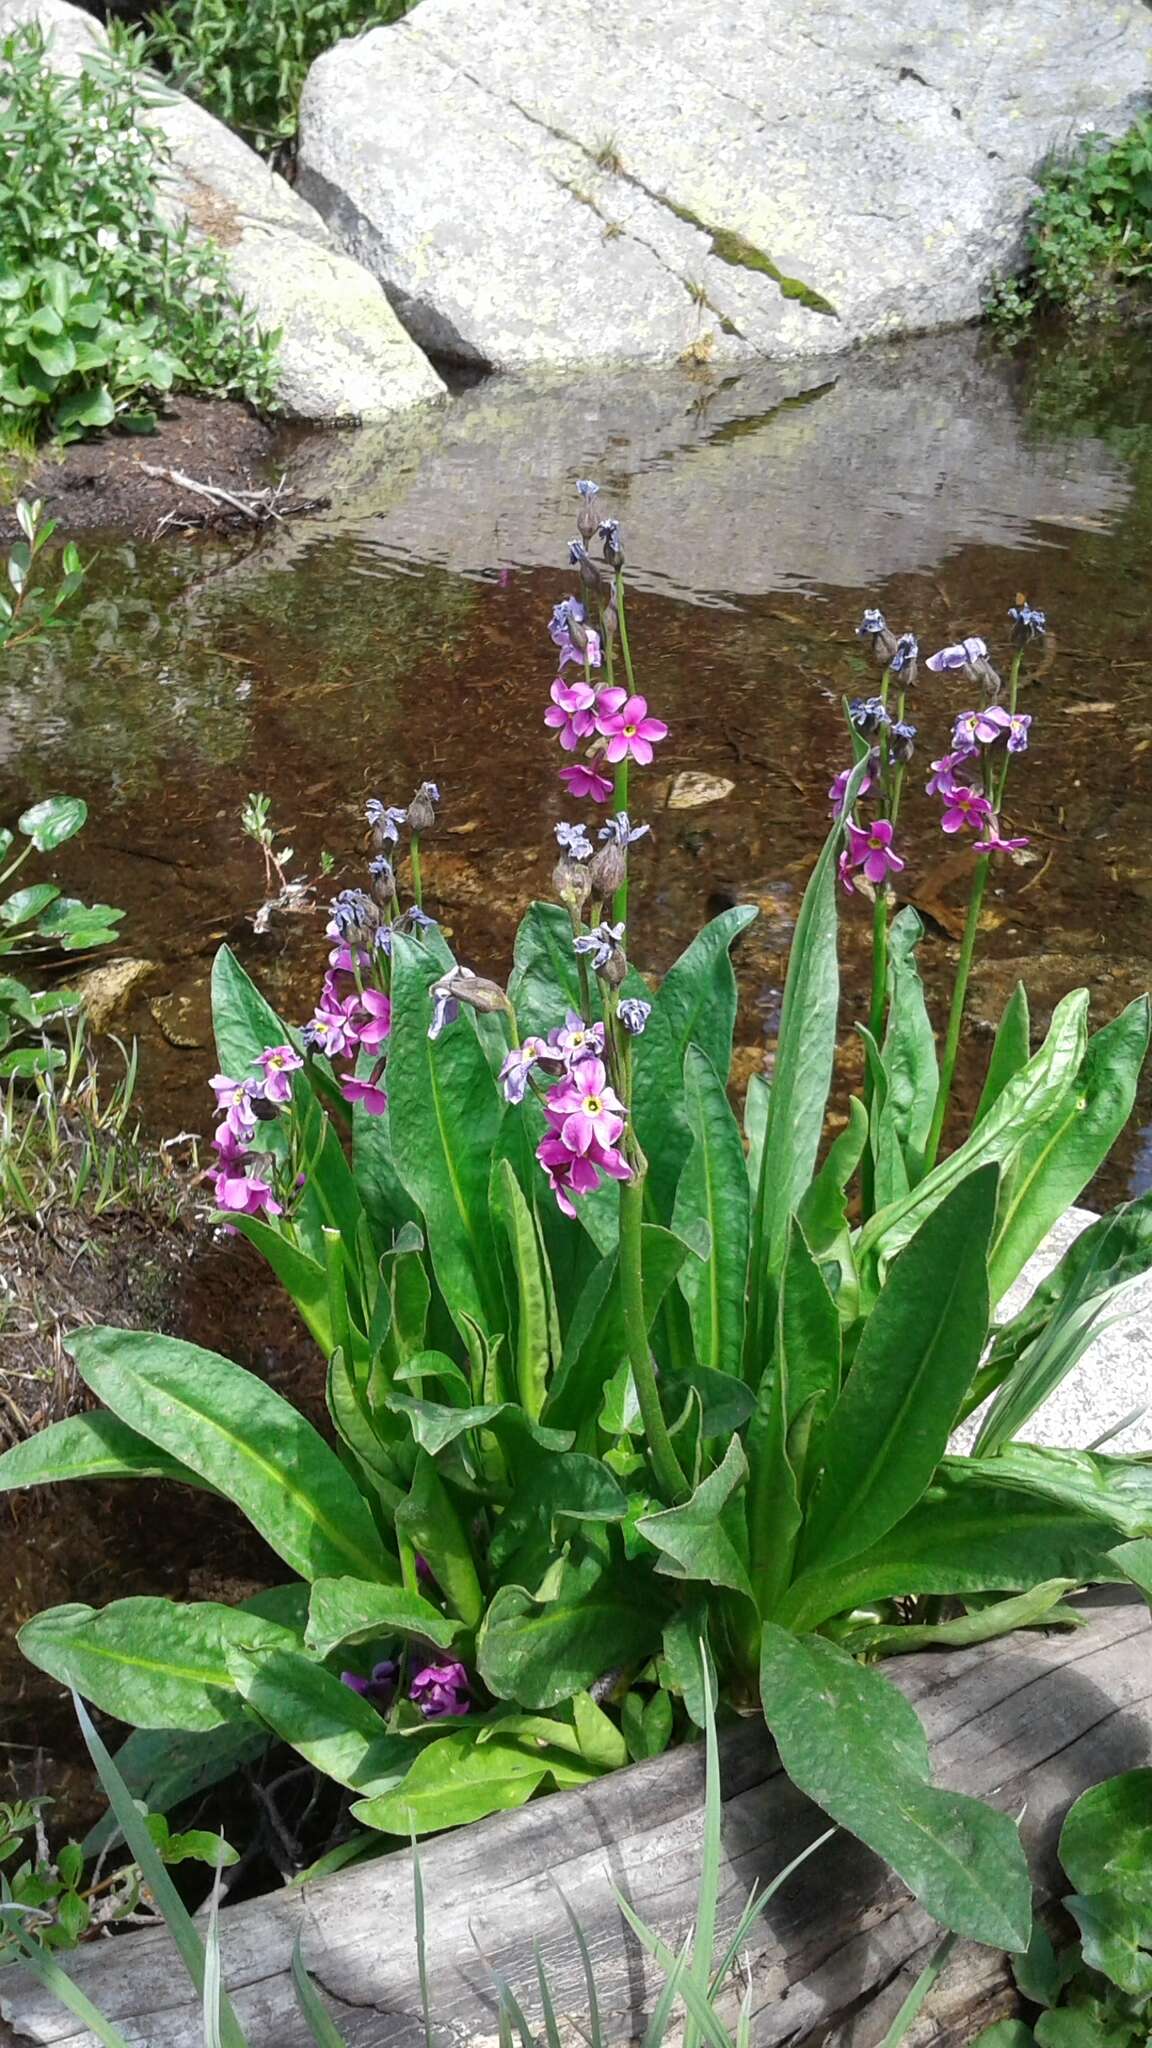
[584, 1096, 602, 1115]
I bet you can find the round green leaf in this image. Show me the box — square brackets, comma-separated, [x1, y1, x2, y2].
[18, 796, 87, 852]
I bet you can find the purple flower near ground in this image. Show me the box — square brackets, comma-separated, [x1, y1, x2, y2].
[828, 761, 874, 811]
[939, 785, 994, 835]
[618, 998, 651, 1036]
[974, 821, 1030, 854]
[844, 818, 905, 885]
[1008, 601, 1046, 640]
[547, 1055, 626, 1155]
[598, 811, 649, 846]
[545, 677, 598, 750]
[498, 1034, 548, 1105]
[559, 762, 614, 804]
[925, 750, 976, 798]
[209, 1075, 258, 1142]
[573, 921, 626, 974]
[340, 1074, 389, 1115]
[365, 800, 407, 843]
[213, 1160, 282, 1219]
[550, 1010, 606, 1063]
[306, 999, 361, 1060]
[410, 1661, 472, 1719]
[555, 821, 593, 859]
[256, 1044, 303, 1104]
[890, 631, 919, 675]
[341, 1660, 398, 1707]
[1006, 712, 1032, 753]
[927, 636, 987, 674]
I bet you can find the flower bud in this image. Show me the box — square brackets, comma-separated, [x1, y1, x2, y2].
[856, 608, 898, 665]
[453, 972, 509, 1015]
[407, 781, 440, 834]
[369, 854, 394, 908]
[576, 479, 600, 541]
[553, 855, 592, 910]
[889, 720, 917, 765]
[598, 518, 624, 570]
[588, 836, 626, 898]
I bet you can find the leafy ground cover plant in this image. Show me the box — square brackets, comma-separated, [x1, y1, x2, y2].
[1, 503, 124, 1075]
[4, 485, 1152, 1958]
[989, 115, 1152, 328]
[0, 23, 277, 447]
[134, 0, 414, 162]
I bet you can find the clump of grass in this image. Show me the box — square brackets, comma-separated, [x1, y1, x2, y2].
[594, 136, 624, 175]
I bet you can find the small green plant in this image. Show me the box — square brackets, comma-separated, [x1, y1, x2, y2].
[1, 504, 124, 1076]
[139, 0, 415, 161]
[241, 791, 333, 928]
[0, 24, 277, 444]
[989, 115, 1152, 327]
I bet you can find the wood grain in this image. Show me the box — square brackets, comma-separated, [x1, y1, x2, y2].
[2, 1592, 1149, 2048]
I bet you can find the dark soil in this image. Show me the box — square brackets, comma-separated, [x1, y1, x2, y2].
[0, 397, 282, 540]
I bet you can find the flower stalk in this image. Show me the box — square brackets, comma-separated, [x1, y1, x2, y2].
[618, 1167, 689, 1505]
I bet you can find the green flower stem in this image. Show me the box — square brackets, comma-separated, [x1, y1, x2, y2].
[0, 841, 33, 891]
[923, 850, 990, 1172]
[619, 1170, 689, 1505]
[616, 572, 636, 696]
[568, 902, 595, 1020]
[613, 756, 630, 925]
[409, 834, 423, 908]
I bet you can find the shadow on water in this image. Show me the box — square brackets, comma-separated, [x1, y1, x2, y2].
[4, 322, 1152, 1814]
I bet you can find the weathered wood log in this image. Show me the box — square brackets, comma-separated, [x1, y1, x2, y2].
[2, 1591, 1150, 2048]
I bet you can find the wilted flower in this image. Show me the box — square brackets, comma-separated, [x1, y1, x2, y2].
[599, 517, 623, 569]
[410, 1661, 471, 1719]
[939, 785, 994, 835]
[368, 854, 395, 907]
[974, 820, 1030, 854]
[598, 811, 649, 847]
[550, 598, 602, 672]
[856, 608, 898, 663]
[209, 1074, 258, 1142]
[428, 966, 507, 1040]
[1008, 600, 1046, 642]
[849, 697, 890, 741]
[573, 921, 627, 978]
[890, 632, 919, 681]
[889, 721, 917, 764]
[575, 478, 601, 542]
[256, 1044, 303, 1105]
[927, 637, 1001, 694]
[618, 997, 651, 1036]
[407, 782, 440, 834]
[569, 537, 609, 598]
[545, 677, 598, 750]
[596, 694, 668, 766]
[498, 1035, 549, 1105]
[555, 821, 594, 859]
[559, 762, 614, 804]
[329, 888, 380, 948]
[844, 818, 905, 886]
[549, 1010, 606, 1063]
[365, 799, 407, 846]
[398, 905, 437, 934]
[341, 1659, 397, 1706]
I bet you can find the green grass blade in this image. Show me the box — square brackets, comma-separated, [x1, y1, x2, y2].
[535, 1941, 565, 2048]
[4, 1919, 135, 2048]
[290, 1934, 349, 2046]
[73, 1693, 247, 2048]
[554, 1882, 603, 2048]
[616, 1896, 733, 2048]
[685, 1644, 722, 2048]
[640, 1934, 692, 2048]
[877, 1932, 958, 2047]
[413, 1835, 433, 2048]
[709, 1827, 834, 1990]
[203, 1859, 225, 2048]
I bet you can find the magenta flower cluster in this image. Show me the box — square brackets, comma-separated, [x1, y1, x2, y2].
[307, 921, 393, 1116]
[340, 1657, 471, 1719]
[499, 1008, 634, 1216]
[207, 1047, 303, 1218]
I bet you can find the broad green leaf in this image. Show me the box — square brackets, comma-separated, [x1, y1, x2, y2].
[352, 1722, 594, 1835]
[352, 1095, 420, 1242]
[959, 1443, 1152, 1541]
[622, 1689, 673, 1761]
[0, 1411, 209, 1493]
[760, 1626, 1032, 1948]
[388, 932, 505, 1340]
[747, 1217, 840, 1616]
[0, 881, 59, 926]
[779, 1466, 1123, 1631]
[631, 904, 758, 1219]
[834, 1578, 1079, 1658]
[1066, 1891, 1152, 1998]
[672, 1046, 750, 1379]
[971, 2028, 1035, 2047]
[660, 1599, 715, 1727]
[17, 795, 87, 851]
[478, 1563, 664, 1709]
[795, 1096, 868, 1320]
[1109, 1536, 1152, 1598]
[748, 757, 867, 1355]
[976, 983, 1031, 1126]
[18, 1598, 298, 1732]
[637, 1439, 753, 1597]
[797, 1166, 997, 1575]
[224, 1641, 428, 1794]
[394, 1449, 484, 1629]
[305, 1578, 457, 1660]
[491, 1156, 553, 1419]
[225, 1216, 333, 1358]
[71, 1328, 391, 1585]
[544, 1225, 687, 1431]
[1060, 1770, 1152, 1910]
[857, 989, 1090, 1278]
[82, 1722, 270, 1859]
[877, 907, 938, 1189]
[211, 943, 294, 1082]
[744, 1071, 769, 1192]
[507, 901, 586, 1034]
[988, 998, 1151, 1304]
[1034, 2007, 1124, 2048]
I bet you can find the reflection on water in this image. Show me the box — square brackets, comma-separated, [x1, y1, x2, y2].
[1, 327, 1152, 1202]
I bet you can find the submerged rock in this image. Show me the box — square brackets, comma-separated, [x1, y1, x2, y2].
[0, 0, 445, 421]
[298, 0, 1152, 370]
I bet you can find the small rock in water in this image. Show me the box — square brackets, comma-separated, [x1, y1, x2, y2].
[667, 772, 736, 809]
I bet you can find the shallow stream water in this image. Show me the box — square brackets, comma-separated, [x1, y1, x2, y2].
[3, 322, 1152, 1820]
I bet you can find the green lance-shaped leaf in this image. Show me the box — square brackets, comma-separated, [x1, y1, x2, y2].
[305, 1578, 458, 1660]
[1060, 1769, 1152, 1911]
[394, 1449, 484, 1630]
[478, 1560, 665, 1710]
[18, 1599, 299, 1732]
[747, 1217, 841, 1617]
[833, 1578, 1080, 1658]
[857, 988, 1090, 1280]
[353, 1092, 421, 1244]
[672, 1046, 750, 1380]
[975, 982, 1031, 1127]
[543, 1224, 687, 1431]
[1109, 1536, 1152, 1600]
[877, 907, 939, 1190]
[211, 942, 295, 1091]
[387, 932, 505, 1341]
[796, 1166, 997, 1577]
[507, 901, 586, 1036]
[0, 1411, 210, 1494]
[759, 1626, 1032, 1949]
[779, 1466, 1127, 1632]
[224, 1641, 428, 1796]
[352, 1721, 596, 1836]
[70, 1328, 391, 1586]
[491, 1156, 553, 1420]
[959, 1442, 1152, 1540]
[636, 1437, 752, 1598]
[631, 904, 758, 1220]
[795, 1096, 869, 1323]
[747, 757, 869, 1362]
[988, 996, 1151, 1305]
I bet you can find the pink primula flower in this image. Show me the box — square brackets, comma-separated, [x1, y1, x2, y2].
[559, 762, 614, 804]
[844, 817, 905, 884]
[546, 1056, 626, 1156]
[597, 694, 668, 766]
[939, 786, 993, 835]
[545, 677, 598, 751]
